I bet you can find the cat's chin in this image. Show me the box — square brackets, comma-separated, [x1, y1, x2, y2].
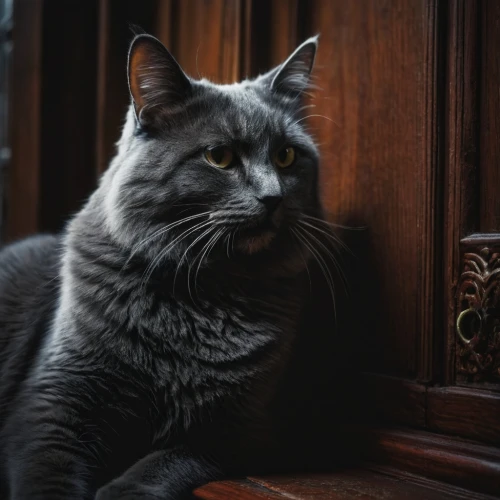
[237, 230, 276, 254]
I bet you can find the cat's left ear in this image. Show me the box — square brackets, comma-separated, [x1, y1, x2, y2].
[128, 34, 192, 127]
[260, 36, 318, 99]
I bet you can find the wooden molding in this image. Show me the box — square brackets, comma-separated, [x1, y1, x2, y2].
[361, 373, 500, 446]
[443, 0, 481, 386]
[371, 428, 500, 496]
[427, 386, 500, 446]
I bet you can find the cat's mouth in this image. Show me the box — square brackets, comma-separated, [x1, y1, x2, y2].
[235, 219, 278, 254]
[237, 230, 276, 254]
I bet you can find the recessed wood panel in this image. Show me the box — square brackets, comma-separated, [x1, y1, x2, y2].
[372, 428, 500, 496]
[304, 1, 439, 378]
[480, 0, 500, 232]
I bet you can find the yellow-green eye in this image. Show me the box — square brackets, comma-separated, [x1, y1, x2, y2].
[205, 146, 234, 168]
[275, 146, 296, 168]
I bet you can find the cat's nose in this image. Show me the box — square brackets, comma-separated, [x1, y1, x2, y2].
[259, 194, 283, 215]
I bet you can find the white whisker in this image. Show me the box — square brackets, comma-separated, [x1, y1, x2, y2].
[299, 219, 353, 257]
[192, 228, 226, 301]
[172, 224, 215, 294]
[297, 222, 349, 297]
[140, 219, 210, 288]
[293, 225, 337, 322]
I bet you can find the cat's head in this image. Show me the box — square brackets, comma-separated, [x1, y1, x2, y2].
[103, 34, 322, 271]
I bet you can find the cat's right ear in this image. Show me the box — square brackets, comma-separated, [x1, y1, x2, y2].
[128, 34, 192, 128]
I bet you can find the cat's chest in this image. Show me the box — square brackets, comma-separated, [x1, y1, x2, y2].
[139, 292, 299, 391]
[145, 299, 298, 445]
[148, 296, 294, 368]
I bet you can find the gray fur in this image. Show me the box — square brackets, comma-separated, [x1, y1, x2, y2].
[0, 34, 329, 500]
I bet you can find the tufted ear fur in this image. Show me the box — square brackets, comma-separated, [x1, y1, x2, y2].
[260, 36, 318, 99]
[128, 34, 192, 127]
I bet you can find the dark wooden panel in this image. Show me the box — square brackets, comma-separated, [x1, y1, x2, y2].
[304, 1, 439, 379]
[154, 0, 173, 47]
[6, 0, 42, 241]
[428, 386, 500, 446]
[443, 0, 480, 385]
[480, 1, 500, 232]
[174, 0, 242, 83]
[373, 428, 500, 496]
[95, 0, 110, 176]
[361, 373, 426, 428]
[243, 0, 301, 77]
[95, 0, 160, 175]
[268, 0, 300, 66]
[39, 0, 99, 233]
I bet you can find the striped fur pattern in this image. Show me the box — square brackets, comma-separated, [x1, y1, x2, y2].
[0, 34, 329, 499]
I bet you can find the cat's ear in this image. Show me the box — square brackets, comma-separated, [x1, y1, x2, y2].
[260, 36, 318, 99]
[128, 34, 192, 127]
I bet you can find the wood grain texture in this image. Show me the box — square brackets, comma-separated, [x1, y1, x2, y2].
[242, 0, 301, 77]
[94, 0, 160, 175]
[250, 471, 493, 500]
[480, 0, 500, 232]
[174, 0, 241, 83]
[196, 469, 496, 500]
[427, 386, 500, 445]
[305, 1, 439, 379]
[373, 428, 500, 496]
[443, 0, 481, 385]
[368, 466, 499, 500]
[154, 0, 173, 47]
[6, 0, 42, 241]
[268, 0, 299, 66]
[195, 479, 283, 500]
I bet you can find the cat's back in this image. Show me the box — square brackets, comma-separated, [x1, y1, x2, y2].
[0, 235, 62, 422]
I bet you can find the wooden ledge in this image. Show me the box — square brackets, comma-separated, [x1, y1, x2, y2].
[194, 467, 498, 500]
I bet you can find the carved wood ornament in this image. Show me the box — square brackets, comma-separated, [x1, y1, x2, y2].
[456, 237, 500, 383]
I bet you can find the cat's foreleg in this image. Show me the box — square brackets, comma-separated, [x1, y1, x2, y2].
[95, 446, 222, 500]
[3, 376, 110, 500]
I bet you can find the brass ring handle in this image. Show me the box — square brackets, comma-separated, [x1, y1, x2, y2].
[456, 308, 481, 345]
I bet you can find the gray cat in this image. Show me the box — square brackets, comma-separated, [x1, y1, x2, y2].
[0, 33, 340, 499]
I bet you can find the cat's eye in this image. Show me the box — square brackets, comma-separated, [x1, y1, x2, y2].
[205, 146, 234, 169]
[274, 146, 296, 168]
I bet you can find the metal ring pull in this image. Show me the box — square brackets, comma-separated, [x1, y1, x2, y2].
[456, 308, 481, 345]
